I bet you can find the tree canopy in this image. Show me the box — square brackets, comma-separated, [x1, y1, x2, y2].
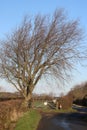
[0, 9, 86, 107]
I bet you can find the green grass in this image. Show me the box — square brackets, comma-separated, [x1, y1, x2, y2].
[42, 107, 77, 113]
[14, 109, 41, 130]
[33, 100, 44, 108]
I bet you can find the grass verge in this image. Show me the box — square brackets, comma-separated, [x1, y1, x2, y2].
[14, 109, 41, 130]
[41, 107, 77, 113]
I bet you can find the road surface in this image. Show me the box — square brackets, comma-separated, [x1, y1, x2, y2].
[37, 110, 87, 130]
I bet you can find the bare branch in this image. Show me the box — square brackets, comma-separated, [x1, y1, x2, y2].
[0, 9, 86, 103]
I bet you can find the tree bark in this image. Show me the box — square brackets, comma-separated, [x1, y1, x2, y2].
[22, 93, 32, 108]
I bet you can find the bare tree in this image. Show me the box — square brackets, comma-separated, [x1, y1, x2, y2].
[0, 9, 86, 107]
[0, 86, 5, 92]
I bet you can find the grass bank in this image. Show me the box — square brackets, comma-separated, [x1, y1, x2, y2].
[14, 109, 41, 130]
[41, 107, 77, 113]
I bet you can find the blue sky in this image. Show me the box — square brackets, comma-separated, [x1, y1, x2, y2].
[0, 0, 87, 95]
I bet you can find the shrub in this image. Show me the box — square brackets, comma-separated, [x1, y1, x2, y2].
[0, 99, 23, 130]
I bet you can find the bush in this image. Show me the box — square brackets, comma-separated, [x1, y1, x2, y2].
[59, 94, 73, 109]
[0, 99, 23, 130]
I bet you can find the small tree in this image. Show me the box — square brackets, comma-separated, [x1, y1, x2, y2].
[0, 9, 86, 108]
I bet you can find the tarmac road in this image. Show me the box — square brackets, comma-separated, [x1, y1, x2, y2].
[37, 112, 87, 130]
[72, 104, 87, 112]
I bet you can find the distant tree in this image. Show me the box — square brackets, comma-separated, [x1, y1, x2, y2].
[60, 92, 64, 97]
[0, 9, 86, 108]
[0, 86, 5, 92]
[67, 81, 87, 102]
[0, 86, 2, 92]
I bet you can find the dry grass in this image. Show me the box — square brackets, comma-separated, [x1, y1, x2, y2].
[0, 99, 24, 130]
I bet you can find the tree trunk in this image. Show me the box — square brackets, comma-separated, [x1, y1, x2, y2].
[22, 93, 32, 108]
